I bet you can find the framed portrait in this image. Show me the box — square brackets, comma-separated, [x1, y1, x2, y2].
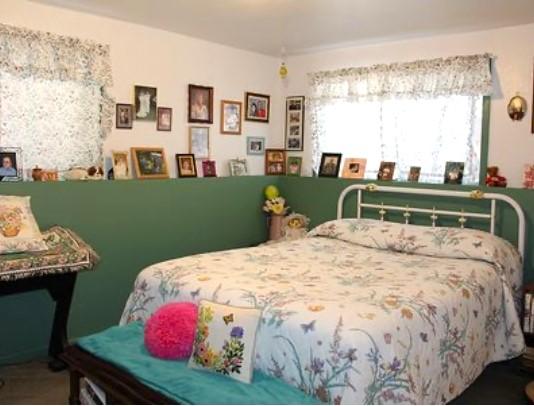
[0, 147, 22, 182]
[245, 92, 270, 122]
[523, 164, 534, 189]
[188, 84, 213, 124]
[202, 160, 217, 178]
[265, 149, 286, 176]
[285, 96, 305, 151]
[112, 151, 130, 180]
[131, 147, 169, 179]
[318, 153, 342, 178]
[408, 166, 421, 182]
[286, 156, 302, 177]
[246, 136, 265, 155]
[134, 86, 157, 121]
[157, 107, 172, 131]
[221, 100, 242, 134]
[342, 158, 366, 179]
[176, 154, 197, 178]
[377, 161, 396, 181]
[444, 161, 464, 184]
[116, 103, 133, 129]
[189, 127, 210, 159]
[229, 159, 248, 176]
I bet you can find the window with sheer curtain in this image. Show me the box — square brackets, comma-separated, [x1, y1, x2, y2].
[308, 54, 493, 185]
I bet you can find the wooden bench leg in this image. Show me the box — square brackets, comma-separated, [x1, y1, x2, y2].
[69, 369, 81, 405]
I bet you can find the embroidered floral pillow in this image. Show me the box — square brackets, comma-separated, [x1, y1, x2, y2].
[0, 195, 48, 254]
[188, 300, 261, 384]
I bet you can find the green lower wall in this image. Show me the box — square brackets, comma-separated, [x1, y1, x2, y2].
[0, 177, 274, 364]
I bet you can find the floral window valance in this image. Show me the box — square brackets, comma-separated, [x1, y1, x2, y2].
[308, 54, 493, 102]
[0, 23, 114, 138]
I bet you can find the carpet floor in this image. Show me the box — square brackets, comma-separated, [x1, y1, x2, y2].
[0, 357, 531, 404]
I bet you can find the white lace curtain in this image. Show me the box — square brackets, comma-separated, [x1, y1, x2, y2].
[308, 54, 493, 181]
[0, 23, 113, 175]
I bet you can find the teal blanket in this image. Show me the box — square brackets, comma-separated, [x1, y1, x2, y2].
[77, 322, 320, 405]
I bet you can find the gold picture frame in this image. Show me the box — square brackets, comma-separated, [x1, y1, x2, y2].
[111, 151, 130, 180]
[220, 100, 242, 134]
[131, 147, 169, 179]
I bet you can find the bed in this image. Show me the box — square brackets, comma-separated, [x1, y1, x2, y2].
[120, 184, 526, 404]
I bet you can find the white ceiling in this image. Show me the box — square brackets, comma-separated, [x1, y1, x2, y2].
[33, 0, 534, 56]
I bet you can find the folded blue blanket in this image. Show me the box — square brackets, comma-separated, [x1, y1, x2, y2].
[77, 322, 320, 405]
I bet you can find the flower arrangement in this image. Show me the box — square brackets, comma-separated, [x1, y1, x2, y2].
[262, 184, 289, 216]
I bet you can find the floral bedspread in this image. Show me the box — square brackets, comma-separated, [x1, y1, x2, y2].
[120, 219, 524, 404]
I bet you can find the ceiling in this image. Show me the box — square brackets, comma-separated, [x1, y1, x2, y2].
[33, 0, 534, 56]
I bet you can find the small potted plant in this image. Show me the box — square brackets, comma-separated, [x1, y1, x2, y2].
[262, 185, 289, 241]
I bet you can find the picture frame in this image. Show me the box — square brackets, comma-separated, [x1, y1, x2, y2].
[245, 92, 270, 122]
[246, 136, 265, 155]
[116, 103, 133, 129]
[285, 96, 305, 151]
[202, 160, 217, 178]
[523, 164, 534, 189]
[131, 147, 169, 179]
[286, 156, 302, 177]
[0, 147, 22, 182]
[532, 63, 534, 134]
[229, 159, 248, 176]
[188, 84, 213, 124]
[157, 107, 172, 131]
[342, 158, 367, 179]
[444, 161, 464, 184]
[377, 161, 396, 181]
[176, 154, 198, 178]
[220, 100, 242, 134]
[318, 153, 342, 178]
[111, 151, 130, 180]
[189, 127, 210, 159]
[134, 86, 157, 121]
[408, 166, 421, 182]
[265, 149, 286, 175]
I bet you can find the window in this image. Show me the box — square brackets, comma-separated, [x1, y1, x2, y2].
[318, 95, 483, 184]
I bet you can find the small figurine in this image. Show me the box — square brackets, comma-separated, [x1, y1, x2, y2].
[281, 213, 310, 241]
[485, 166, 507, 187]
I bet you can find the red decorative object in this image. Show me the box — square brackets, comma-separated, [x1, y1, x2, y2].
[485, 166, 507, 187]
[144, 302, 198, 360]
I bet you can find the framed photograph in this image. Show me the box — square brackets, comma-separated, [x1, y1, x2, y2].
[189, 127, 210, 159]
[116, 103, 133, 129]
[285, 96, 305, 151]
[134, 86, 157, 121]
[318, 153, 342, 178]
[131, 147, 169, 179]
[112, 151, 130, 180]
[265, 149, 286, 175]
[188, 84, 213, 124]
[0, 147, 22, 182]
[377, 161, 396, 181]
[444, 161, 465, 184]
[246, 136, 265, 155]
[202, 160, 217, 178]
[229, 159, 248, 176]
[176, 154, 197, 178]
[245, 92, 270, 122]
[286, 156, 302, 176]
[220, 100, 242, 134]
[342, 158, 367, 179]
[523, 164, 534, 189]
[157, 107, 172, 131]
[408, 166, 421, 182]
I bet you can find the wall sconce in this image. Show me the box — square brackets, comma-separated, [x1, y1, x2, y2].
[507, 93, 527, 121]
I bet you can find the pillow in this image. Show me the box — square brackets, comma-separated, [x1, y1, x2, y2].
[188, 300, 261, 384]
[0, 196, 48, 254]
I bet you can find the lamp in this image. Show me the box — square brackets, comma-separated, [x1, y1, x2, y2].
[507, 93, 527, 121]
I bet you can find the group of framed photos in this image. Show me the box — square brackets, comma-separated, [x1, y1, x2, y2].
[263, 149, 302, 177]
[116, 86, 173, 131]
[317, 152, 466, 184]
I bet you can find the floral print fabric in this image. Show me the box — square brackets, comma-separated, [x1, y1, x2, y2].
[121, 220, 524, 404]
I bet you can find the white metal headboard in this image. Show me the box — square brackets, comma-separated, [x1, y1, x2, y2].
[337, 184, 526, 258]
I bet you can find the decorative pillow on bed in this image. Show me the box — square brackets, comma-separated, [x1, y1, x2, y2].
[188, 300, 261, 384]
[0, 196, 48, 254]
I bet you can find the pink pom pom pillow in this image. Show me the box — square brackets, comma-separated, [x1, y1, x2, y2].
[144, 302, 198, 360]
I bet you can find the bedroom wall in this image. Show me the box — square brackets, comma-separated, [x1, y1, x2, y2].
[283, 23, 534, 187]
[0, 177, 275, 364]
[0, 0, 284, 177]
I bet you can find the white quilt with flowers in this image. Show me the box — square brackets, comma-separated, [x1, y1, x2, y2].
[120, 219, 524, 404]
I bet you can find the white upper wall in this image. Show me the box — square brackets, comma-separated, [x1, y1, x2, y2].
[0, 0, 284, 177]
[283, 24, 534, 187]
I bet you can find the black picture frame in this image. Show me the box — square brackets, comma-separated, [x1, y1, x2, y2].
[116, 104, 133, 129]
[188, 84, 214, 124]
[318, 153, 342, 178]
[176, 154, 198, 178]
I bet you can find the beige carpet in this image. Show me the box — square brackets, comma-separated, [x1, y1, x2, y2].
[0, 360, 68, 405]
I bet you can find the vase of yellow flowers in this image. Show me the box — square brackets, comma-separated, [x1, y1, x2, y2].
[263, 185, 289, 241]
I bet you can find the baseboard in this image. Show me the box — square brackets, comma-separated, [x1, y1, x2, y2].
[0, 345, 48, 366]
